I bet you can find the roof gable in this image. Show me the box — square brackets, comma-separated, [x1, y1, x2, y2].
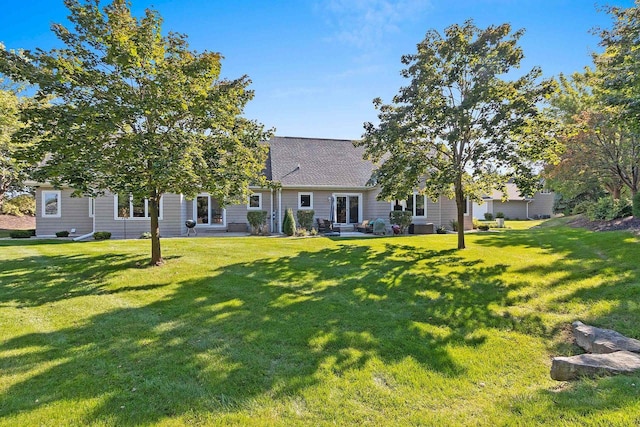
[267, 136, 375, 188]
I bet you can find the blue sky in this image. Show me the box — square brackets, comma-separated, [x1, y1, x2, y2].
[0, 0, 635, 139]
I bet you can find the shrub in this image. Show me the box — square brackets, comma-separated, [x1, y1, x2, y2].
[55, 230, 70, 237]
[296, 210, 314, 230]
[282, 208, 296, 236]
[247, 210, 269, 235]
[2, 194, 36, 216]
[450, 220, 459, 232]
[571, 200, 591, 216]
[436, 226, 447, 234]
[9, 230, 32, 238]
[495, 212, 505, 219]
[295, 227, 308, 237]
[633, 192, 640, 218]
[389, 211, 412, 233]
[140, 232, 152, 239]
[309, 228, 318, 236]
[586, 197, 631, 221]
[478, 224, 490, 231]
[484, 212, 494, 221]
[472, 218, 481, 229]
[93, 231, 112, 240]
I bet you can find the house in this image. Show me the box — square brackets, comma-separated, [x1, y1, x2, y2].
[32, 136, 473, 238]
[473, 182, 554, 220]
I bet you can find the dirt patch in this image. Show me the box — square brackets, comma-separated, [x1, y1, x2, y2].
[0, 214, 35, 230]
[568, 215, 640, 235]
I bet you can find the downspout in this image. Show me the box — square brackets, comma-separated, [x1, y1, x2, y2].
[278, 188, 282, 234]
[74, 198, 96, 241]
[526, 199, 532, 220]
[270, 188, 274, 233]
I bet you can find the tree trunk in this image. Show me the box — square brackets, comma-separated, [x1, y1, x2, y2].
[149, 191, 163, 266]
[455, 177, 466, 250]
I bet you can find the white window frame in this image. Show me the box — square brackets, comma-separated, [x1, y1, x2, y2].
[42, 190, 61, 218]
[390, 193, 427, 218]
[193, 194, 226, 227]
[247, 193, 262, 210]
[298, 192, 313, 210]
[333, 193, 363, 225]
[113, 194, 163, 220]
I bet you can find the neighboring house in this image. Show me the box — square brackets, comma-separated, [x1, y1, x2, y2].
[473, 182, 554, 220]
[32, 136, 473, 238]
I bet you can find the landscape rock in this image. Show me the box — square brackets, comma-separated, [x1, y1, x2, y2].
[572, 321, 640, 354]
[551, 351, 640, 381]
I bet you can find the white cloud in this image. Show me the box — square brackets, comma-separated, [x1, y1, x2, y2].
[319, 0, 431, 48]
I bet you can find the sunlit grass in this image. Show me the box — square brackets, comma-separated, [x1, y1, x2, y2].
[1, 224, 639, 426]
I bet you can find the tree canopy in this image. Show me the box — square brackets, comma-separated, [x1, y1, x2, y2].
[545, 2, 640, 215]
[0, 0, 272, 264]
[0, 84, 29, 207]
[357, 20, 557, 249]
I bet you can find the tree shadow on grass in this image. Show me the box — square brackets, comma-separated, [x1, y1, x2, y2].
[0, 242, 549, 425]
[473, 227, 640, 421]
[0, 252, 179, 308]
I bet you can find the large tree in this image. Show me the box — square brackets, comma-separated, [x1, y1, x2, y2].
[358, 20, 557, 249]
[0, 0, 272, 264]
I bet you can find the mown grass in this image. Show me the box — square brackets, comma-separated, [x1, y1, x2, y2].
[1, 221, 639, 426]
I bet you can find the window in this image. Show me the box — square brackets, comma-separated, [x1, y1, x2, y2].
[42, 190, 61, 217]
[298, 192, 313, 210]
[195, 195, 224, 225]
[114, 194, 162, 219]
[392, 193, 427, 217]
[248, 193, 262, 210]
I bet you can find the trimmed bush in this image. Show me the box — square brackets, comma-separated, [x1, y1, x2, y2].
[282, 208, 296, 236]
[93, 231, 112, 240]
[495, 212, 505, 219]
[247, 210, 269, 235]
[296, 210, 314, 231]
[55, 230, 70, 237]
[478, 224, 490, 231]
[9, 230, 32, 238]
[2, 194, 36, 216]
[484, 212, 494, 220]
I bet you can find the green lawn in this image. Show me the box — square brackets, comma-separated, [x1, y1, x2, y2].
[1, 222, 639, 426]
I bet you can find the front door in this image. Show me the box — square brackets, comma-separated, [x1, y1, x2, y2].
[335, 194, 360, 224]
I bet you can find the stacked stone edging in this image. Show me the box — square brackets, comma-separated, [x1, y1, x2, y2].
[550, 321, 640, 381]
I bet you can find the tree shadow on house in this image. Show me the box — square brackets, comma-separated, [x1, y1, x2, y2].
[0, 241, 548, 425]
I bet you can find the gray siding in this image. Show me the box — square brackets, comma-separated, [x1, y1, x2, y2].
[492, 200, 528, 220]
[529, 192, 555, 218]
[35, 187, 93, 237]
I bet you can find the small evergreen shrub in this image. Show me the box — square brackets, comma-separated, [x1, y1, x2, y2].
[586, 197, 631, 221]
[2, 194, 36, 216]
[295, 227, 308, 237]
[296, 210, 314, 231]
[495, 212, 505, 219]
[283, 208, 296, 236]
[9, 230, 32, 238]
[450, 220, 459, 231]
[478, 224, 490, 231]
[484, 212, 494, 220]
[247, 210, 269, 234]
[633, 192, 640, 218]
[55, 230, 70, 237]
[93, 231, 112, 240]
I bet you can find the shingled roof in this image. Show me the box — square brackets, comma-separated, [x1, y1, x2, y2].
[267, 136, 376, 188]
